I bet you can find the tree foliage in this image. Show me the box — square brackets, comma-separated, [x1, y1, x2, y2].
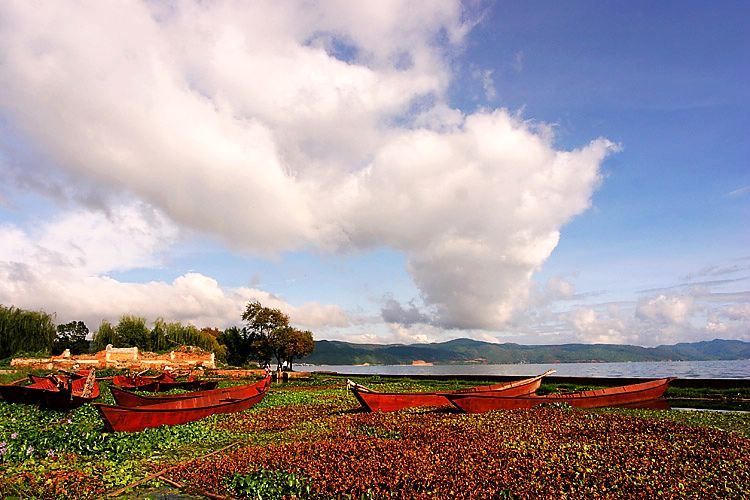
[92, 316, 226, 359]
[242, 302, 289, 340]
[0, 301, 313, 367]
[265, 326, 315, 370]
[52, 321, 90, 355]
[217, 301, 314, 369]
[243, 301, 290, 368]
[154, 320, 226, 360]
[0, 305, 56, 358]
[92, 320, 116, 352]
[217, 326, 255, 367]
[282, 328, 314, 370]
[114, 315, 150, 349]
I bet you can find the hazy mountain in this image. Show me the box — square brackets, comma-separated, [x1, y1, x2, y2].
[304, 338, 750, 365]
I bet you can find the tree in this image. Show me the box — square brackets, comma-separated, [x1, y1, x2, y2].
[92, 320, 116, 351]
[52, 321, 90, 355]
[151, 318, 169, 352]
[0, 305, 56, 358]
[282, 329, 314, 370]
[217, 326, 255, 366]
[266, 325, 294, 371]
[201, 327, 221, 338]
[114, 315, 150, 348]
[218, 301, 314, 369]
[264, 327, 314, 371]
[241, 301, 290, 368]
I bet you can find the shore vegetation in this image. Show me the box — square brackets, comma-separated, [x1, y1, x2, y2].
[0, 374, 747, 498]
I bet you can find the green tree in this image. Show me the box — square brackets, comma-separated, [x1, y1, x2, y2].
[151, 320, 227, 359]
[266, 325, 293, 371]
[52, 321, 90, 355]
[114, 315, 150, 348]
[241, 301, 290, 368]
[201, 327, 221, 338]
[217, 326, 255, 366]
[151, 318, 169, 352]
[92, 320, 116, 351]
[0, 305, 56, 358]
[282, 329, 314, 370]
[266, 327, 315, 371]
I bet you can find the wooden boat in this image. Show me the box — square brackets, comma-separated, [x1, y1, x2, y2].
[347, 370, 555, 412]
[111, 371, 175, 388]
[94, 374, 271, 432]
[110, 375, 270, 407]
[0, 369, 99, 410]
[111, 372, 218, 392]
[445, 377, 674, 413]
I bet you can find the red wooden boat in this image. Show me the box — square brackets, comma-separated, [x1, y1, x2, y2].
[445, 377, 674, 413]
[94, 374, 271, 432]
[110, 375, 270, 407]
[111, 372, 218, 392]
[0, 369, 100, 410]
[347, 370, 555, 412]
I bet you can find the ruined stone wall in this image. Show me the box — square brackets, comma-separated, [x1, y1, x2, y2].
[10, 344, 216, 371]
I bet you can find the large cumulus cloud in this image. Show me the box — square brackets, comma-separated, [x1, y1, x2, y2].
[0, 1, 616, 331]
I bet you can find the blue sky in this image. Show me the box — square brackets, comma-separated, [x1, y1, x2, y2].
[0, 1, 747, 346]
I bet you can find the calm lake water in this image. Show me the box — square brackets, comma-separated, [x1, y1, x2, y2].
[298, 359, 750, 379]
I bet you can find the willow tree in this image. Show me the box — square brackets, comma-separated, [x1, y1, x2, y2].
[92, 320, 116, 351]
[151, 318, 169, 352]
[149, 319, 226, 359]
[114, 315, 150, 348]
[0, 305, 56, 358]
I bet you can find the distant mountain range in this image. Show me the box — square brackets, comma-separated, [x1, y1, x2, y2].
[304, 338, 750, 365]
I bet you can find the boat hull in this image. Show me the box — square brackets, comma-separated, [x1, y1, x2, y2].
[111, 372, 217, 392]
[350, 370, 554, 412]
[446, 378, 673, 413]
[0, 371, 99, 410]
[111, 376, 269, 407]
[118, 379, 219, 392]
[95, 375, 271, 432]
[96, 389, 266, 432]
[0, 384, 47, 406]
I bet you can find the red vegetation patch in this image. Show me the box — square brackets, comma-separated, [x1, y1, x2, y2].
[1, 466, 106, 499]
[172, 408, 750, 498]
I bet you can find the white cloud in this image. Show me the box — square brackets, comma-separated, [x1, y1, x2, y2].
[0, 204, 349, 331]
[706, 304, 750, 340]
[636, 294, 694, 325]
[0, 265, 349, 331]
[727, 185, 750, 198]
[544, 277, 576, 301]
[349, 118, 614, 328]
[0, 1, 616, 332]
[0, 203, 177, 275]
[473, 68, 497, 101]
[557, 280, 749, 345]
[564, 307, 631, 344]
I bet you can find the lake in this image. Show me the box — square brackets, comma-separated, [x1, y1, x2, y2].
[298, 359, 750, 379]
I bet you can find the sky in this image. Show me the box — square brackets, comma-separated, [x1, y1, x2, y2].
[0, 1, 748, 347]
